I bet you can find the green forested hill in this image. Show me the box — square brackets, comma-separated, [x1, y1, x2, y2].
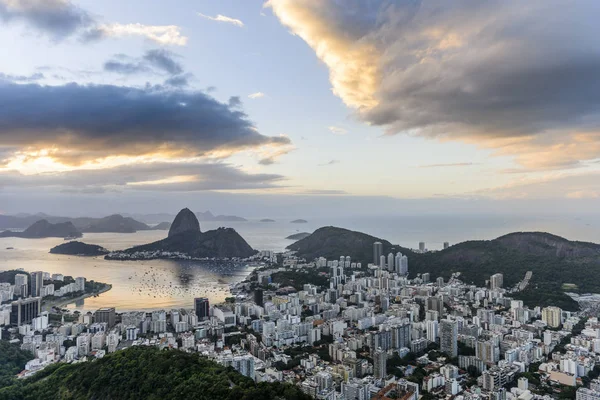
[0, 347, 310, 400]
[288, 228, 600, 310]
[0, 341, 32, 389]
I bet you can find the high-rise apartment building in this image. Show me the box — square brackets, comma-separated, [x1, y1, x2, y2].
[373, 242, 383, 265]
[476, 340, 499, 364]
[542, 306, 562, 328]
[195, 297, 210, 320]
[10, 297, 41, 326]
[374, 348, 387, 379]
[94, 307, 116, 328]
[254, 289, 264, 307]
[427, 296, 444, 316]
[75, 277, 86, 292]
[387, 253, 394, 272]
[440, 319, 458, 357]
[14, 273, 28, 298]
[490, 273, 503, 290]
[30, 271, 44, 297]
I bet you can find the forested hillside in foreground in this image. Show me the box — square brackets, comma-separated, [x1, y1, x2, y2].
[0, 346, 311, 400]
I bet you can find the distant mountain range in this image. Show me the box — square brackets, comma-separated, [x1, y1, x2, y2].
[288, 227, 600, 310]
[121, 211, 248, 224]
[0, 220, 82, 239]
[0, 213, 170, 234]
[195, 211, 247, 222]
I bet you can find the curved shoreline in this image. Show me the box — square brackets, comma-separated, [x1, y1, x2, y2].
[42, 284, 112, 312]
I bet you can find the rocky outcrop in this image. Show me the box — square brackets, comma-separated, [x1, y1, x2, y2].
[109, 207, 255, 259]
[168, 208, 200, 238]
[0, 220, 82, 239]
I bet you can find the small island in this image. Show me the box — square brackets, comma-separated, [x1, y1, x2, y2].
[260, 219, 275, 223]
[285, 232, 311, 240]
[291, 219, 308, 223]
[50, 241, 110, 256]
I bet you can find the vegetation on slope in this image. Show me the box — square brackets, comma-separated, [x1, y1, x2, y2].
[118, 228, 256, 259]
[0, 270, 30, 288]
[0, 341, 33, 389]
[286, 226, 404, 262]
[0, 346, 311, 400]
[50, 241, 109, 256]
[289, 228, 600, 310]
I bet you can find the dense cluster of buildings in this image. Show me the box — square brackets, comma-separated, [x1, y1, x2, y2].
[0, 271, 87, 328]
[2, 244, 599, 400]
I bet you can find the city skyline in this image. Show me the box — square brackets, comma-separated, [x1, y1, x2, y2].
[2, 0, 600, 216]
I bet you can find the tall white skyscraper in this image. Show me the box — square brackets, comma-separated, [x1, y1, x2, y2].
[401, 255, 408, 275]
[379, 255, 386, 269]
[419, 242, 426, 252]
[426, 320, 439, 342]
[394, 252, 402, 273]
[387, 253, 394, 272]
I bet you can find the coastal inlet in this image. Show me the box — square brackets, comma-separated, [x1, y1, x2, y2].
[0, 231, 257, 312]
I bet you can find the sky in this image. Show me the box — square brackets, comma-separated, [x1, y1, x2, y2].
[1, 0, 600, 217]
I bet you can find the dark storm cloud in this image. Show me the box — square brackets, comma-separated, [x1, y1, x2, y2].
[0, 81, 291, 161]
[104, 50, 185, 77]
[228, 96, 242, 108]
[143, 49, 183, 75]
[103, 60, 149, 75]
[0, 162, 286, 191]
[164, 75, 189, 88]
[270, 0, 600, 168]
[0, 0, 92, 40]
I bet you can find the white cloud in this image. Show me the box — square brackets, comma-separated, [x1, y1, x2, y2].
[328, 126, 347, 135]
[198, 12, 244, 28]
[98, 23, 187, 46]
[248, 92, 265, 99]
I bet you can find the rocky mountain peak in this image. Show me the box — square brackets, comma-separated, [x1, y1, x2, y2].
[168, 208, 201, 238]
